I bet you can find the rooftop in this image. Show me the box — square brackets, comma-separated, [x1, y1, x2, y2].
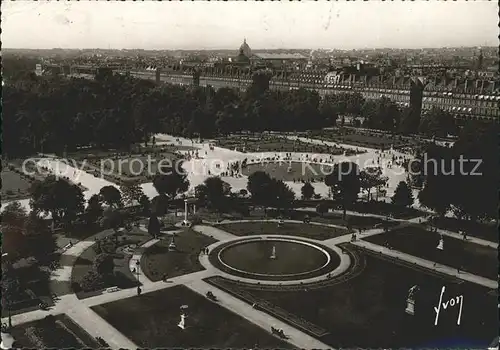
[253, 53, 308, 60]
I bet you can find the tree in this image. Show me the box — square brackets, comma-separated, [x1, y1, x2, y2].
[419, 107, 456, 138]
[1, 224, 27, 261]
[247, 171, 274, 207]
[361, 97, 401, 133]
[247, 71, 271, 98]
[271, 180, 295, 214]
[222, 181, 232, 196]
[85, 194, 103, 225]
[93, 253, 115, 276]
[139, 195, 151, 216]
[1, 204, 55, 263]
[203, 176, 227, 211]
[99, 186, 122, 208]
[448, 122, 498, 221]
[417, 144, 453, 217]
[301, 182, 315, 200]
[152, 165, 190, 200]
[23, 212, 56, 264]
[392, 181, 414, 207]
[120, 183, 144, 207]
[325, 162, 360, 220]
[148, 215, 161, 238]
[399, 107, 419, 135]
[151, 195, 169, 216]
[1, 202, 28, 260]
[195, 184, 208, 203]
[30, 175, 85, 225]
[359, 169, 387, 202]
[418, 178, 450, 218]
[1, 270, 20, 328]
[1, 201, 28, 228]
[100, 208, 124, 232]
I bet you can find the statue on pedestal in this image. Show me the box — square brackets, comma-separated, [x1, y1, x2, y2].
[437, 235, 444, 251]
[168, 235, 177, 252]
[270, 245, 276, 260]
[405, 285, 419, 315]
[178, 305, 188, 330]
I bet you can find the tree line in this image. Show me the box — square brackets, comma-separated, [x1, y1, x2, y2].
[4, 69, 462, 159]
[416, 122, 498, 222]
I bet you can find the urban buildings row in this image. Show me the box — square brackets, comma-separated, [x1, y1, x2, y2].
[123, 67, 498, 122]
[34, 39, 499, 122]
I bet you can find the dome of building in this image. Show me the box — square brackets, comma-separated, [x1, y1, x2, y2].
[239, 38, 252, 57]
[233, 48, 250, 64]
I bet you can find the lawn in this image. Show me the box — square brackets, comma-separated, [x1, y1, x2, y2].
[336, 132, 410, 149]
[210, 247, 497, 348]
[364, 226, 497, 280]
[306, 129, 417, 150]
[71, 227, 153, 299]
[9, 314, 100, 349]
[1, 169, 32, 201]
[135, 143, 197, 153]
[198, 206, 399, 231]
[348, 200, 426, 220]
[217, 221, 347, 241]
[215, 134, 362, 155]
[432, 216, 498, 243]
[66, 144, 194, 160]
[242, 161, 332, 182]
[289, 209, 400, 230]
[75, 149, 184, 185]
[140, 228, 218, 282]
[91, 285, 292, 349]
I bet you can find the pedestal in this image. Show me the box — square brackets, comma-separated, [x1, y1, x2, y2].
[437, 238, 444, 251]
[405, 298, 415, 315]
[168, 237, 177, 252]
[178, 314, 187, 330]
[270, 246, 276, 260]
[1, 332, 15, 350]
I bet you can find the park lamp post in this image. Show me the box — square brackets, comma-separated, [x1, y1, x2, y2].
[135, 260, 141, 296]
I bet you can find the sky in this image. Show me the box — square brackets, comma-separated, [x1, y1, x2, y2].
[2, 1, 498, 50]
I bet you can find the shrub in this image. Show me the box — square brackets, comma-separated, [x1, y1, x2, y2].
[79, 270, 105, 292]
[93, 253, 115, 275]
[24, 326, 45, 349]
[316, 203, 329, 216]
[92, 244, 103, 254]
[191, 215, 203, 225]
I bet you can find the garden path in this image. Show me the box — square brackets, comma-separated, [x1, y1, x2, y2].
[351, 240, 497, 289]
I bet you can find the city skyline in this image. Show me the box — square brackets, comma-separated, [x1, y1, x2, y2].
[2, 1, 497, 50]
